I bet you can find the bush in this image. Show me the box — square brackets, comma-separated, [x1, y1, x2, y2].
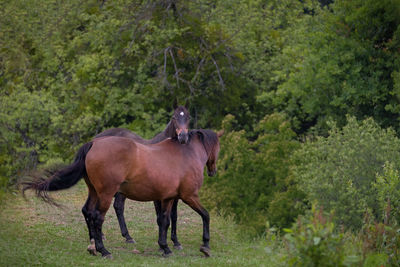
[294, 116, 400, 230]
[202, 113, 305, 234]
[359, 212, 400, 266]
[283, 206, 361, 267]
[373, 162, 400, 224]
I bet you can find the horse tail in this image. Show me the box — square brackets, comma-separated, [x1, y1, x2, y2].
[22, 141, 93, 206]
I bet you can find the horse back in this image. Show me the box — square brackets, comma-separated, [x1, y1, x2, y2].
[94, 128, 144, 142]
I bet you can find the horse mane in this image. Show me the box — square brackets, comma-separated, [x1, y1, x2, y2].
[151, 119, 185, 143]
[95, 128, 142, 140]
[189, 129, 219, 156]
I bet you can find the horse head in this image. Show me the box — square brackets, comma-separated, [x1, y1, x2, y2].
[206, 130, 223, 176]
[172, 106, 190, 144]
[191, 129, 222, 177]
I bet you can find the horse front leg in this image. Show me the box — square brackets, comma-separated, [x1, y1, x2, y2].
[113, 192, 135, 243]
[182, 195, 211, 257]
[154, 200, 163, 251]
[170, 199, 182, 249]
[157, 199, 174, 257]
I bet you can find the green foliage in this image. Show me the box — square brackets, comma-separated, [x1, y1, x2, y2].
[373, 162, 400, 224]
[359, 212, 400, 266]
[202, 113, 305, 234]
[0, 89, 58, 183]
[266, 0, 400, 134]
[267, 184, 308, 230]
[363, 254, 389, 267]
[210, 0, 314, 126]
[294, 116, 400, 230]
[283, 206, 361, 267]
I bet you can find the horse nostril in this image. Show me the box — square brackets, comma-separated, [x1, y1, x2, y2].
[177, 133, 188, 144]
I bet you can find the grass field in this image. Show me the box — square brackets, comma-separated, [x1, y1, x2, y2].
[0, 181, 281, 266]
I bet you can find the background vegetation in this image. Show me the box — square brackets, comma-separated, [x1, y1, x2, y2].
[1, 0, 400, 265]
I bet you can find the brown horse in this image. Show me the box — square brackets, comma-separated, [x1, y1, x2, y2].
[23, 129, 221, 258]
[95, 106, 190, 248]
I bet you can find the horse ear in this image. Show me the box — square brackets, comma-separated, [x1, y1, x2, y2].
[217, 129, 224, 138]
[184, 98, 190, 109]
[173, 98, 178, 109]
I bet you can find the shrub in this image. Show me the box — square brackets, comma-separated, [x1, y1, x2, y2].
[283, 206, 361, 267]
[360, 209, 400, 265]
[373, 162, 400, 224]
[293, 116, 400, 230]
[202, 113, 305, 234]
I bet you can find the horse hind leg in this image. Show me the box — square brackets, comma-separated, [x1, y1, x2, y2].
[82, 184, 98, 256]
[155, 199, 181, 250]
[157, 199, 174, 257]
[113, 192, 135, 243]
[82, 199, 97, 255]
[90, 193, 116, 259]
[83, 184, 115, 258]
[170, 199, 182, 250]
[181, 195, 211, 257]
[154, 200, 163, 252]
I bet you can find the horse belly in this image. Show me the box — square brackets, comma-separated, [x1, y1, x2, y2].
[119, 172, 179, 201]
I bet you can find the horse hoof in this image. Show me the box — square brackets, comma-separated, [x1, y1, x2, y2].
[103, 254, 113, 259]
[200, 246, 211, 257]
[126, 238, 136, 244]
[161, 246, 172, 257]
[87, 239, 97, 256]
[173, 244, 183, 250]
[87, 247, 97, 256]
[162, 252, 172, 258]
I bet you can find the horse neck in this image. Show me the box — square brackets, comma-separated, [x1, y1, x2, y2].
[150, 121, 176, 144]
[189, 134, 209, 165]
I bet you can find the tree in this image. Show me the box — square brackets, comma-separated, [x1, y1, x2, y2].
[261, 0, 400, 134]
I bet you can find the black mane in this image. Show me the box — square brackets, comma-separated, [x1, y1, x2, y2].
[189, 129, 219, 156]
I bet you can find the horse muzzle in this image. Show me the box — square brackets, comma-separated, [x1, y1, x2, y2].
[207, 169, 217, 177]
[177, 133, 189, 144]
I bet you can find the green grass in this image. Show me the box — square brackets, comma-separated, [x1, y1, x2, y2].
[0, 181, 280, 266]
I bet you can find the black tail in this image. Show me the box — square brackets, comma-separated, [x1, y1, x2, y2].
[22, 141, 93, 206]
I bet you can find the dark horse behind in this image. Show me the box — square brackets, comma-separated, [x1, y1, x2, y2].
[95, 106, 190, 249]
[23, 129, 222, 258]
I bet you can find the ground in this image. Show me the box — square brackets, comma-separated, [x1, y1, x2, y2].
[0, 181, 279, 266]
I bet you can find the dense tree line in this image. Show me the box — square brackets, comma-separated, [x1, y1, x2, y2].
[1, 0, 400, 254]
